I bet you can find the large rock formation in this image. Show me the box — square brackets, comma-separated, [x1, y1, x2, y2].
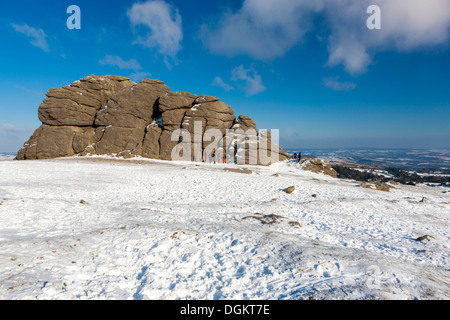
[16, 75, 289, 165]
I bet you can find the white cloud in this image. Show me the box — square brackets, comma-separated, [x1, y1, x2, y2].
[0, 123, 20, 132]
[378, 0, 450, 49]
[199, 0, 321, 60]
[99, 55, 152, 83]
[199, 0, 450, 74]
[129, 71, 153, 83]
[127, 0, 183, 58]
[322, 77, 356, 91]
[99, 55, 142, 70]
[325, 34, 372, 75]
[324, 0, 450, 74]
[15, 85, 44, 98]
[11, 23, 49, 52]
[0, 123, 35, 152]
[211, 76, 234, 92]
[231, 65, 266, 96]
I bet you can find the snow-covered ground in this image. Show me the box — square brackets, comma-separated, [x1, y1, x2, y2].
[0, 156, 449, 300]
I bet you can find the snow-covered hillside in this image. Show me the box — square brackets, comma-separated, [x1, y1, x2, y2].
[0, 157, 449, 300]
[0, 153, 15, 161]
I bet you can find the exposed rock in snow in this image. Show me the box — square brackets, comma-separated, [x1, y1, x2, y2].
[17, 75, 288, 165]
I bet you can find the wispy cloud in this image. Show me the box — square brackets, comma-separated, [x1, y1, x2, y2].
[99, 55, 151, 82]
[99, 55, 142, 70]
[0, 123, 35, 136]
[129, 71, 153, 83]
[322, 77, 357, 91]
[0, 122, 35, 152]
[211, 76, 234, 92]
[127, 0, 183, 62]
[231, 65, 266, 96]
[11, 23, 50, 52]
[15, 85, 45, 97]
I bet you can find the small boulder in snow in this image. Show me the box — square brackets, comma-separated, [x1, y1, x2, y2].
[283, 186, 295, 194]
[416, 235, 435, 242]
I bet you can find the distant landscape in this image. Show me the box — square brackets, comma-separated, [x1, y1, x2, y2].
[0, 153, 16, 161]
[5, 148, 450, 169]
[286, 148, 450, 186]
[286, 148, 450, 170]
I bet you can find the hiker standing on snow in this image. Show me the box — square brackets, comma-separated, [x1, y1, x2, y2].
[298, 152, 302, 163]
[228, 152, 234, 164]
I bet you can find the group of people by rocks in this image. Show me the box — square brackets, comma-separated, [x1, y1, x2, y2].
[201, 150, 303, 165]
[203, 149, 234, 164]
[292, 152, 302, 163]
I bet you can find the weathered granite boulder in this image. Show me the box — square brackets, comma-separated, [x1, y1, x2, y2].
[38, 75, 134, 126]
[95, 79, 170, 128]
[233, 115, 257, 132]
[16, 75, 289, 165]
[300, 158, 338, 178]
[16, 125, 97, 160]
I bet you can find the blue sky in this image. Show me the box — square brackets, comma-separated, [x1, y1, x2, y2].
[1, 0, 449, 152]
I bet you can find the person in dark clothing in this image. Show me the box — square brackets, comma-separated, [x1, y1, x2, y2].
[298, 152, 302, 163]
